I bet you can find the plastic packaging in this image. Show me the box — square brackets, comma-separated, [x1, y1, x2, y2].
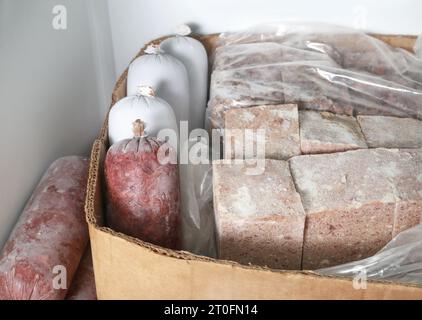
[160, 25, 209, 131]
[318, 224, 422, 286]
[0, 156, 89, 300]
[105, 120, 181, 250]
[208, 23, 422, 131]
[179, 139, 216, 258]
[127, 45, 190, 125]
[108, 87, 178, 148]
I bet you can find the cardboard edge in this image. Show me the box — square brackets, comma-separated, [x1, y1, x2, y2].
[88, 223, 422, 300]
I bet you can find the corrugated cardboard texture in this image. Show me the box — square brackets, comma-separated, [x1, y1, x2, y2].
[85, 33, 422, 300]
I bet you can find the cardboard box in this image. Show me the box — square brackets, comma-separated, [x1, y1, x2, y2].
[85, 34, 422, 300]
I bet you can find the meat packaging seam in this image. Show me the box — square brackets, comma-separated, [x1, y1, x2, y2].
[287, 159, 307, 270]
[355, 113, 369, 147]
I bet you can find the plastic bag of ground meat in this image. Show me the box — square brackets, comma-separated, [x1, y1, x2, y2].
[0, 156, 89, 300]
[105, 120, 181, 250]
[317, 224, 422, 286]
[208, 22, 422, 131]
[107, 115, 217, 258]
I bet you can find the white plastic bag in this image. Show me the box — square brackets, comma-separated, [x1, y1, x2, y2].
[318, 224, 422, 286]
[108, 87, 178, 147]
[160, 25, 209, 131]
[127, 45, 190, 126]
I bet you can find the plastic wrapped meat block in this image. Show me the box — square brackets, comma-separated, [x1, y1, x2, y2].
[387, 149, 422, 237]
[0, 156, 89, 300]
[210, 23, 422, 131]
[66, 246, 97, 300]
[343, 73, 422, 119]
[212, 42, 286, 71]
[299, 111, 367, 154]
[208, 42, 340, 130]
[209, 65, 284, 107]
[212, 42, 338, 72]
[218, 24, 410, 76]
[208, 66, 284, 130]
[105, 121, 181, 250]
[357, 115, 422, 148]
[315, 33, 409, 76]
[224, 104, 300, 160]
[213, 159, 306, 270]
[318, 224, 422, 286]
[280, 64, 354, 115]
[289, 149, 422, 269]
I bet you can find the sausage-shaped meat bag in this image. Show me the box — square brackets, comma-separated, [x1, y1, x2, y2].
[127, 45, 190, 126]
[105, 120, 181, 249]
[0, 156, 89, 300]
[160, 25, 209, 131]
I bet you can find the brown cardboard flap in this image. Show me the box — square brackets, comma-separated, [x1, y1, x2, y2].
[89, 224, 422, 300]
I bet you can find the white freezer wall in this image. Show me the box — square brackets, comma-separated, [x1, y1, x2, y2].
[0, 0, 115, 247]
[108, 0, 422, 76]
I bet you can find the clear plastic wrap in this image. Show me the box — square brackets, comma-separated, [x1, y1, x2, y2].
[207, 23, 422, 130]
[415, 34, 422, 58]
[180, 139, 217, 258]
[317, 224, 422, 286]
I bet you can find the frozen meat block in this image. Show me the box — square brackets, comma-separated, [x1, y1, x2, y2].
[388, 149, 422, 236]
[290, 148, 422, 269]
[280, 64, 354, 116]
[357, 115, 422, 148]
[346, 76, 422, 120]
[212, 42, 285, 71]
[209, 66, 284, 107]
[209, 42, 341, 130]
[299, 111, 367, 154]
[208, 66, 284, 129]
[225, 104, 301, 160]
[213, 42, 338, 71]
[341, 50, 407, 76]
[213, 159, 306, 270]
[278, 32, 407, 76]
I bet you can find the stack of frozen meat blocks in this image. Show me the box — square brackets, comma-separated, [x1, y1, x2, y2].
[210, 29, 422, 270]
